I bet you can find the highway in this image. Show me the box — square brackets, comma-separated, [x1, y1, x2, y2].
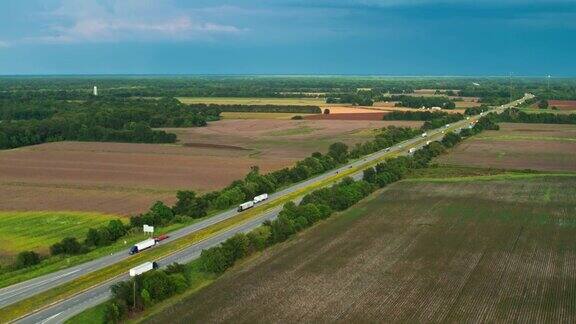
[5, 94, 532, 323]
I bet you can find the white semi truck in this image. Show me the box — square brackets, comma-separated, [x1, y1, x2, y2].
[129, 238, 156, 255]
[129, 261, 159, 277]
[253, 193, 269, 204]
[237, 201, 254, 212]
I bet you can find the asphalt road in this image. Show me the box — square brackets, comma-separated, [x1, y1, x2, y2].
[7, 94, 532, 323]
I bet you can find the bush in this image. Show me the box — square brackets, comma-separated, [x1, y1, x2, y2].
[291, 115, 303, 120]
[15, 251, 41, 269]
[50, 237, 83, 255]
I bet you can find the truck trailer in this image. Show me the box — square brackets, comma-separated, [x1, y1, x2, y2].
[129, 238, 156, 255]
[253, 193, 269, 204]
[129, 261, 159, 277]
[238, 201, 254, 212]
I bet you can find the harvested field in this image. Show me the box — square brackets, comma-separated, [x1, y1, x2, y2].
[0, 120, 421, 215]
[304, 112, 386, 120]
[549, 100, 576, 110]
[146, 175, 576, 323]
[437, 123, 576, 172]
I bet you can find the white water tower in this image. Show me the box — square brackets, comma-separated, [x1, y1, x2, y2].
[93, 86, 98, 96]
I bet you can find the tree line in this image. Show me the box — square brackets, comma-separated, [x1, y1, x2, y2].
[187, 103, 321, 114]
[100, 113, 502, 321]
[497, 108, 576, 124]
[384, 95, 456, 109]
[382, 110, 465, 131]
[0, 98, 220, 150]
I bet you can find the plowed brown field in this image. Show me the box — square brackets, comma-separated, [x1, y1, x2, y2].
[436, 123, 576, 172]
[146, 175, 576, 323]
[0, 119, 421, 215]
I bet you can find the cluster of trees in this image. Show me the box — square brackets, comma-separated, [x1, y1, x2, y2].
[497, 108, 576, 124]
[106, 262, 190, 322]
[421, 114, 464, 130]
[386, 95, 456, 109]
[187, 103, 321, 114]
[349, 126, 420, 159]
[382, 110, 465, 131]
[464, 106, 489, 115]
[383, 111, 451, 121]
[0, 98, 220, 150]
[326, 93, 374, 106]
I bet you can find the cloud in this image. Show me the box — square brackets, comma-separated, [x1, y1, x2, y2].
[29, 0, 244, 44]
[0, 40, 9, 47]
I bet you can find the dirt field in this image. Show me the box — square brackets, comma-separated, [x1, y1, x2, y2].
[304, 112, 386, 120]
[548, 100, 576, 110]
[437, 123, 576, 172]
[0, 120, 421, 215]
[146, 175, 576, 323]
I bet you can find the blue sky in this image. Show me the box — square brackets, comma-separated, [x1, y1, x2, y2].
[0, 0, 574, 76]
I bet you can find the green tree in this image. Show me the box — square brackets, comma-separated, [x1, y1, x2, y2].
[15, 251, 41, 269]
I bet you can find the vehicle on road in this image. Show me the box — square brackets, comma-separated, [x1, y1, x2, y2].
[238, 201, 254, 212]
[154, 235, 169, 243]
[408, 147, 417, 154]
[129, 238, 156, 255]
[421, 132, 427, 137]
[253, 193, 269, 204]
[129, 261, 159, 277]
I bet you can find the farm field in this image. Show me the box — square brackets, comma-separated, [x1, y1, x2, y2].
[437, 123, 576, 172]
[177, 97, 328, 106]
[548, 100, 576, 110]
[145, 175, 576, 323]
[0, 119, 421, 215]
[0, 211, 120, 263]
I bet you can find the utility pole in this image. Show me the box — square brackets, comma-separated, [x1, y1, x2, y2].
[547, 75, 551, 92]
[509, 72, 513, 103]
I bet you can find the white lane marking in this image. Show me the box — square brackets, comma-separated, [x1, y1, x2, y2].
[0, 270, 81, 301]
[40, 312, 62, 324]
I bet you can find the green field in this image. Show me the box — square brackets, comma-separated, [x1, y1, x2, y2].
[144, 174, 576, 323]
[0, 211, 120, 258]
[177, 97, 327, 106]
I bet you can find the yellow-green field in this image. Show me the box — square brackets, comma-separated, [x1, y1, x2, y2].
[177, 97, 327, 106]
[0, 211, 121, 258]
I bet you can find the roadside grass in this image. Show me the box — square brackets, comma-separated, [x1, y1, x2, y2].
[0, 214, 213, 289]
[177, 97, 327, 106]
[0, 212, 120, 264]
[65, 303, 107, 324]
[66, 261, 216, 324]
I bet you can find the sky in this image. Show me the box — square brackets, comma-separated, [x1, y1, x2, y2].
[0, 0, 575, 76]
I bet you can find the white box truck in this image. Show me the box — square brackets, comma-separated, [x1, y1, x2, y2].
[129, 238, 156, 255]
[253, 193, 269, 204]
[408, 147, 417, 154]
[129, 261, 158, 277]
[421, 132, 427, 137]
[238, 201, 254, 212]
